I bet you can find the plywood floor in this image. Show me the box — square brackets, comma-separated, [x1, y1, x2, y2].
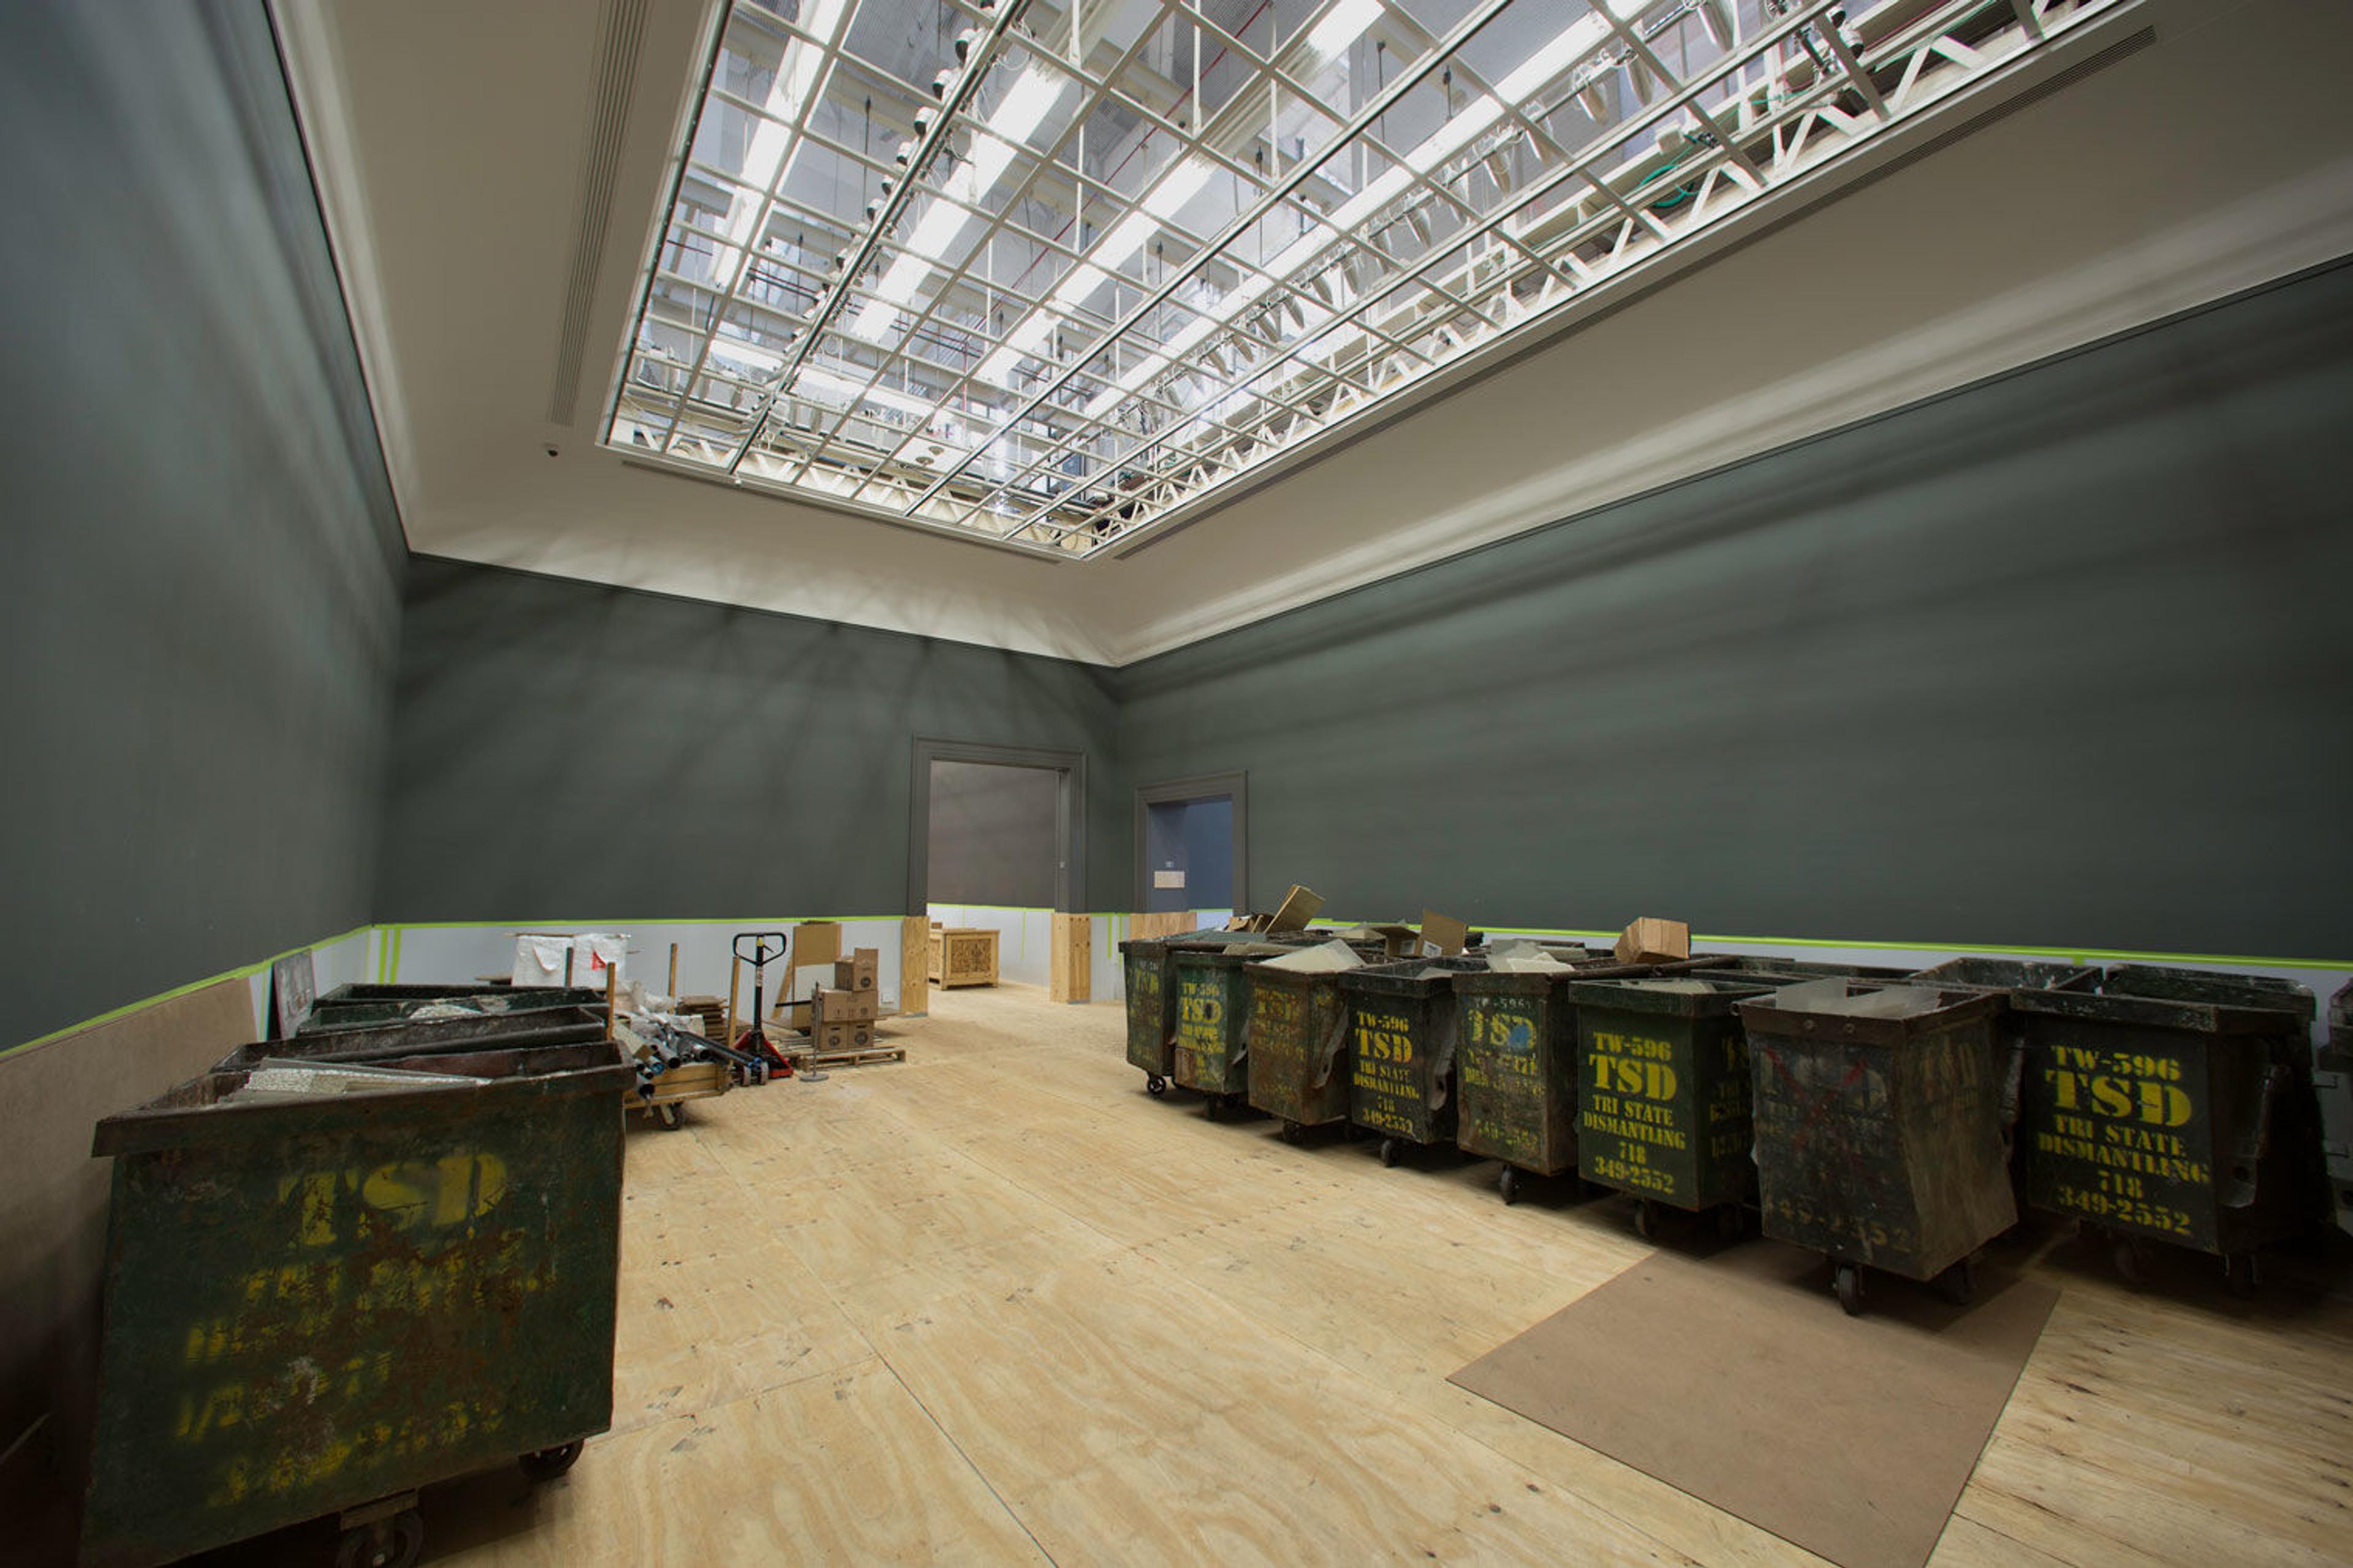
[404, 987, 2348, 1566]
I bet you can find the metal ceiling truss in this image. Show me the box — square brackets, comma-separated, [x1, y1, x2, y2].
[604, 0, 2135, 559]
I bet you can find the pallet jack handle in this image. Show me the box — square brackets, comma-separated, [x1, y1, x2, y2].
[733, 932, 787, 968]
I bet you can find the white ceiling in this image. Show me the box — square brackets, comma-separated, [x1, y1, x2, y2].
[276, 0, 2353, 666]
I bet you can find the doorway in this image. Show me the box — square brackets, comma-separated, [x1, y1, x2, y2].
[1135, 773, 1248, 922]
[908, 740, 1087, 990]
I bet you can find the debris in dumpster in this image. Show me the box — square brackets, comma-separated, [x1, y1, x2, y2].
[1614, 917, 1691, 964]
[1260, 939, 1365, 973]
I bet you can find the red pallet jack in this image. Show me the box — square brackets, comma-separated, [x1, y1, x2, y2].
[731, 931, 794, 1084]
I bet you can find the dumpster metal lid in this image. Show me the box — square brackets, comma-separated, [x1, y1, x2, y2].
[218, 1007, 612, 1069]
[1564, 974, 1779, 1015]
[1338, 955, 1489, 995]
[1736, 986, 2001, 1043]
[1906, 957, 2102, 991]
[93, 1040, 633, 1159]
[2005, 985, 2306, 1036]
[1452, 960, 1653, 996]
[2096, 964, 2316, 1021]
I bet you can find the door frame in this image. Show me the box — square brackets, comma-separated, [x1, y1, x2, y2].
[909, 740, 1087, 915]
[1134, 772, 1249, 914]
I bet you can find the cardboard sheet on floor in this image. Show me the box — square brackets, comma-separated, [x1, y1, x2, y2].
[1448, 1240, 2056, 1568]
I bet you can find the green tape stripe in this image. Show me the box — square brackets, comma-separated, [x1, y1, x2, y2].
[2, 924, 377, 1061]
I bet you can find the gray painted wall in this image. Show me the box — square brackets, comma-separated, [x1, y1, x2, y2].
[0, 0, 405, 1049]
[1115, 260, 2353, 961]
[378, 556, 1125, 920]
[927, 760, 1058, 907]
[0, 1, 404, 1538]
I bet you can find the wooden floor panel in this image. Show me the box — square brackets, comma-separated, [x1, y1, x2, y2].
[398, 983, 2351, 1568]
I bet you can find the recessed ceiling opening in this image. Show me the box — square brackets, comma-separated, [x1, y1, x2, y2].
[605, 0, 2134, 559]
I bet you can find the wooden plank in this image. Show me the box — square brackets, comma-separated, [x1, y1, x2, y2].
[899, 914, 929, 1018]
[1049, 913, 1089, 1004]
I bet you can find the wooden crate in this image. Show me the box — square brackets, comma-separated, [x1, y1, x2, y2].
[928, 926, 999, 988]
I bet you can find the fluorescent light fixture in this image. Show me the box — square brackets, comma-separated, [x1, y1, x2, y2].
[1303, 0, 1383, 66]
[986, 64, 1067, 146]
[849, 296, 900, 341]
[795, 367, 938, 419]
[1499, 13, 1616, 101]
[707, 338, 784, 376]
[718, 0, 850, 261]
[1145, 156, 1216, 220]
[1407, 96, 1506, 172]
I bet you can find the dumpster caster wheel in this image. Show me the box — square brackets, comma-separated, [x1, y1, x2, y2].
[1835, 1263, 1863, 1317]
[1715, 1205, 1746, 1243]
[2112, 1238, 2148, 1290]
[336, 1510, 423, 1568]
[1203, 1095, 1221, 1122]
[2226, 1253, 2260, 1299]
[653, 1102, 684, 1131]
[1633, 1200, 1661, 1241]
[1934, 1258, 1976, 1306]
[519, 1440, 584, 1482]
[1379, 1137, 1401, 1168]
[1281, 1119, 1304, 1144]
[1498, 1167, 1522, 1206]
[1145, 1074, 1167, 1097]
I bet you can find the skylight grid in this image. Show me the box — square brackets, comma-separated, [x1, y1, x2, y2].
[607, 0, 2133, 557]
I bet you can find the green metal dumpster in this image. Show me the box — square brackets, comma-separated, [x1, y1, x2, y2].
[81, 1038, 632, 1568]
[1739, 984, 2014, 1315]
[1906, 956, 2100, 991]
[2321, 983, 2353, 1240]
[1339, 956, 1488, 1166]
[1569, 975, 1779, 1238]
[1244, 961, 1356, 1139]
[1118, 928, 1219, 1096]
[299, 987, 605, 1034]
[1711, 955, 1916, 982]
[1169, 939, 1283, 1116]
[1452, 962, 1630, 1203]
[219, 1006, 613, 1067]
[2011, 964, 2318, 1292]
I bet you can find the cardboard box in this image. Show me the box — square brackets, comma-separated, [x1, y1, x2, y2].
[812, 1019, 877, 1052]
[833, 948, 879, 992]
[815, 987, 879, 1025]
[1268, 885, 1324, 932]
[1614, 917, 1691, 964]
[1419, 911, 1469, 958]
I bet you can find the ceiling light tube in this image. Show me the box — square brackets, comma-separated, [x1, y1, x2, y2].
[1303, 0, 1383, 66]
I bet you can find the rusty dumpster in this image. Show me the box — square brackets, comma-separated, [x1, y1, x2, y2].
[1117, 931, 1204, 1097]
[1244, 961, 1355, 1138]
[2011, 964, 2319, 1293]
[1739, 984, 2014, 1316]
[1569, 974, 1780, 1238]
[81, 1038, 631, 1568]
[1452, 963, 1627, 1203]
[2321, 982, 2353, 1240]
[1338, 956, 1488, 1167]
